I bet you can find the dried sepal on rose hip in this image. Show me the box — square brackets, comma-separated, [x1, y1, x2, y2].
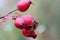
[33, 21, 38, 30]
[17, 0, 32, 12]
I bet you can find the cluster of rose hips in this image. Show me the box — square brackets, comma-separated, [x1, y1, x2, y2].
[0, 0, 38, 39]
[14, 14, 38, 38]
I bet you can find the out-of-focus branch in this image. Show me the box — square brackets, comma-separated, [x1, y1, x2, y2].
[0, 14, 13, 25]
[0, 9, 18, 19]
[0, 12, 21, 25]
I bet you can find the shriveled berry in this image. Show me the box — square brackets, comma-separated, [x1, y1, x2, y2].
[17, 0, 31, 12]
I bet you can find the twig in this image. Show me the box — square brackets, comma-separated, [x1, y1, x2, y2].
[0, 9, 18, 19]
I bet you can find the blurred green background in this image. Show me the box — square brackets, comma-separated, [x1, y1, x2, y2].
[0, 0, 60, 40]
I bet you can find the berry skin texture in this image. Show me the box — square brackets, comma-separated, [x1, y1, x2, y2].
[14, 18, 24, 29]
[17, 0, 31, 12]
[21, 28, 36, 38]
[22, 14, 34, 26]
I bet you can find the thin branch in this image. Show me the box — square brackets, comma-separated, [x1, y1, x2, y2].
[0, 9, 18, 19]
[0, 15, 13, 25]
[0, 12, 21, 25]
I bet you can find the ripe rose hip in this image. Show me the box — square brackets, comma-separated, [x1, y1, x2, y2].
[22, 14, 34, 26]
[17, 0, 31, 12]
[22, 14, 38, 29]
[21, 28, 37, 38]
[14, 17, 24, 29]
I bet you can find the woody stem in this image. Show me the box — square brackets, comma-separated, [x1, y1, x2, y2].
[0, 9, 18, 19]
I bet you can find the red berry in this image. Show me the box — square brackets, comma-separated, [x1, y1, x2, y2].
[21, 14, 38, 29]
[21, 28, 27, 36]
[17, 0, 31, 12]
[22, 14, 34, 26]
[14, 18, 24, 29]
[21, 28, 36, 38]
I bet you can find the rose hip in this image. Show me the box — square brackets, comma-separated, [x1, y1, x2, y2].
[22, 14, 38, 29]
[14, 18, 24, 29]
[22, 14, 34, 26]
[21, 28, 37, 38]
[17, 0, 31, 12]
